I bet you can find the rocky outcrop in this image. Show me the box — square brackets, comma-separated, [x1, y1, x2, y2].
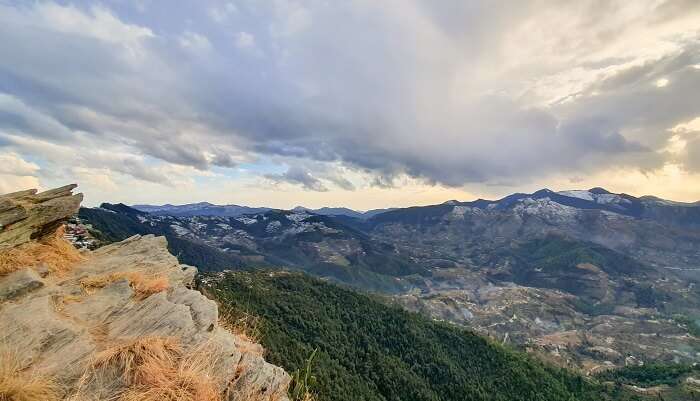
[0, 184, 82, 248]
[0, 185, 290, 400]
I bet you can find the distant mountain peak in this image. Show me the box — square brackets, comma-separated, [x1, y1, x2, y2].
[588, 187, 611, 194]
[100, 202, 146, 217]
[533, 188, 554, 195]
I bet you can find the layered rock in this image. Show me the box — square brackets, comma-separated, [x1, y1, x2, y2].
[0, 185, 290, 400]
[0, 184, 82, 248]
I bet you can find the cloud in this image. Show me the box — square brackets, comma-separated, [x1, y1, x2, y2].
[0, 2, 245, 178]
[179, 31, 212, 53]
[266, 166, 328, 192]
[234, 32, 255, 49]
[269, 0, 312, 37]
[0, 152, 40, 194]
[208, 2, 237, 23]
[0, 175, 40, 194]
[0, 133, 176, 185]
[324, 173, 355, 191]
[33, 3, 153, 44]
[0, 0, 699, 201]
[684, 138, 700, 172]
[0, 93, 73, 140]
[0, 152, 39, 176]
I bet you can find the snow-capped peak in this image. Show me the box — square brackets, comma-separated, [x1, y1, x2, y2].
[557, 189, 629, 206]
[557, 190, 595, 202]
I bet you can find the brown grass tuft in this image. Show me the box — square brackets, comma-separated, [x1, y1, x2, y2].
[88, 324, 110, 344]
[93, 337, 181, 386]
[218, 306, 261, 345]
[80, 271, 170, 300]
[88, 337, 220, 401]
[0, 348, 60, 401]
[132, 276, 169, 300]
[0, 226, 84, 276]
[52, 294, 85, 314]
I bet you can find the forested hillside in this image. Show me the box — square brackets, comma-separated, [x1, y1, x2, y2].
[201, 271, 644, 401]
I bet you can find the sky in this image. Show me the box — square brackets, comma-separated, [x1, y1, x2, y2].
[1, 0, 700, 210]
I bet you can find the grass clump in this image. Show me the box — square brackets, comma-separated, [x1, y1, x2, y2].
[218, 306, 265, 357]
[87, 336, 220, 401]
[80, 271, 169, 300]
[218, 306, 261, 345]
[52, 294, 85, 314]
[289, 349, 317, 401]
[0, 348, 60, 401]
[0, 227, 84, 276]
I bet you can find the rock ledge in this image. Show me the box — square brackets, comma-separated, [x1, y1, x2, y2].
[0, 185, 290, 400]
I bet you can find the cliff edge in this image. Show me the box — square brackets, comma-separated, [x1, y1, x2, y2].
[0, 185, 290, 401]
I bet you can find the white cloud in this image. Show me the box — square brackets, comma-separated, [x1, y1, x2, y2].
[235, 31, 256, 49]
[35, 3, 153, 44]
[0, 152, 40, 194]
[70, 167, 119, 192]
[656, 78, 670, 87]
[0, 175, 40, 194]
[671, 116, 700, 134]
[208, 2, 238, 23]
[0, 152, 39, 176]
[179, 31, 213, 53]
[270, 0, 312, 37]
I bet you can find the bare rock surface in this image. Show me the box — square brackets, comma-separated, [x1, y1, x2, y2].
[0, 268, 44, 301]
[0, 186, 290, 400]
[0, 184, 83, 248]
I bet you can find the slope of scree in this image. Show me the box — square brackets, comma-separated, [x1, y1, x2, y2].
[0, 185, 290, 401]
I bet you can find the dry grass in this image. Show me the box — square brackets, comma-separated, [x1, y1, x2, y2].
[232, 340, 264, 358]
[87, 324, 110, 345]
[0, 348, 60, 401]
[80, 271, 169, 300]
[294, 392, 315, 401]
[52, 294, 85, 314]
[93, 337, 181, 386]
[0, 227, 84, 276]
[87, 336, 221, 401]
[218, 306, 261, 345]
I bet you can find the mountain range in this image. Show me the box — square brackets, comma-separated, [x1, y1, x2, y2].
[76, 187, 700, 375]
[133, 202, 396, 219]
[134, 187, 700, 226]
